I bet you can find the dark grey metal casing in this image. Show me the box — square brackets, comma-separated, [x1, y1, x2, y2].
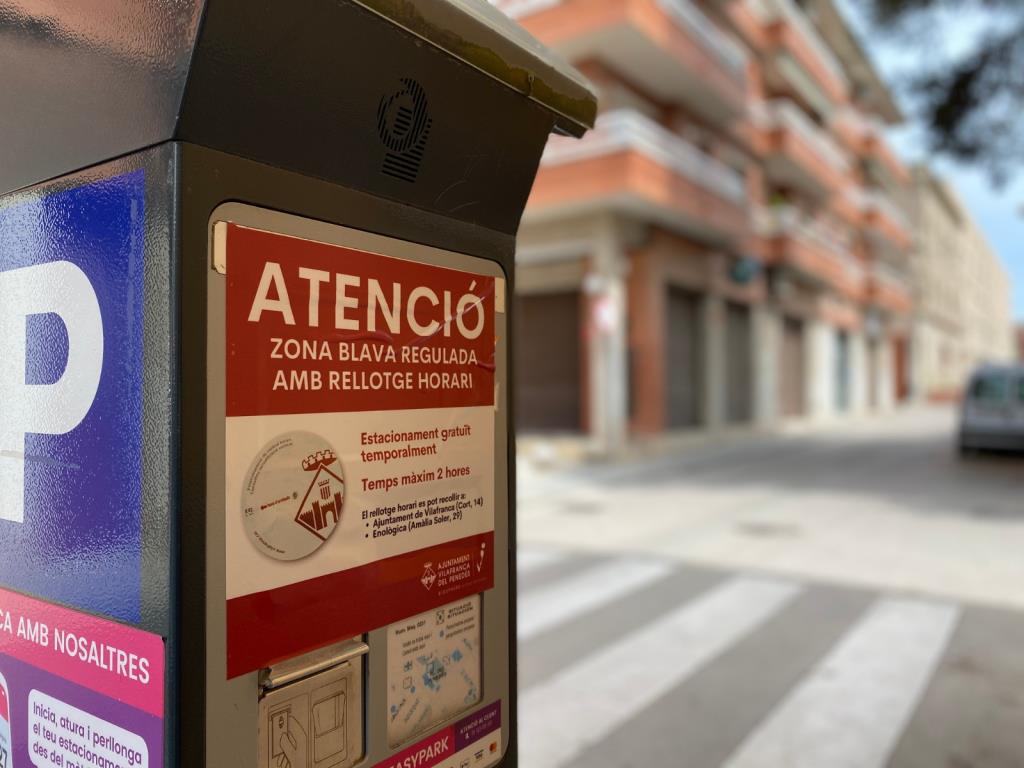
[0, 1, 596, 766]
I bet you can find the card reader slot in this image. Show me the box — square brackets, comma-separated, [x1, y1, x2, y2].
[261, 637, 368, 691]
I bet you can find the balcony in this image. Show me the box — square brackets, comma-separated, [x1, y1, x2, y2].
[526, 109, 749, 244]
[755, 100, 851, 193]
[491, 0, 748, 124]
[843, 186, 914, 253]
[734, 0, 849, 112]
[867, 261, 913, 314]
[758, 204, 865, 298]
[831, 108, 910, 184]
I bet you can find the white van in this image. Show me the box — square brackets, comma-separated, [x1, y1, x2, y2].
[959, 363, 1024, 453]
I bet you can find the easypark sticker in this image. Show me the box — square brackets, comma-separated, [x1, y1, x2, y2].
[377, 702, 501, 768]
[222, 223, 499, 678]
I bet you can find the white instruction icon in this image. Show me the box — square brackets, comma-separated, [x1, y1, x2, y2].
[259, 658, 361, 768]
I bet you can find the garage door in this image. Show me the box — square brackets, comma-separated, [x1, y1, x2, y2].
[726, 302, 753, 424]
[780, 316, 806, 418]
[667, 287, 703, 428]
[867, 339, 880, 408]
[514, 292, 582, 432]
[835, 329, 851, 412]
[894, 336, 910, 402]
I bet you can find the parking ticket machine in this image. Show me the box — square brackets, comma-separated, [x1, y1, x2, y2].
[0, 2, 597, 766]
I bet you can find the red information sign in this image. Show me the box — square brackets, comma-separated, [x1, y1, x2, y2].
[226, 223, 497, 417]
[222, 223, 499, 679]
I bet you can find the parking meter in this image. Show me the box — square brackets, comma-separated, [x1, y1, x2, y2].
[0, 2, 596, 767]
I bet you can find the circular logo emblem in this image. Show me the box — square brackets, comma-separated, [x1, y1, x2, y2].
[242, 431, 345, 561]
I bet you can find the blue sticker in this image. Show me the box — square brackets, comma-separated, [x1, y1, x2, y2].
[0, 170, 145, 622]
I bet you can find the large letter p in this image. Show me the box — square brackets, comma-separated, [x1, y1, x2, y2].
[0, 262, 103, 523]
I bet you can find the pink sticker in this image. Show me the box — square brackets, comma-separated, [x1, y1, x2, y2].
[0, 587, 164, 718]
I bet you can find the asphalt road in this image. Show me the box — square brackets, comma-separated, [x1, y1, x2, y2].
[515, 407, 1024, 768]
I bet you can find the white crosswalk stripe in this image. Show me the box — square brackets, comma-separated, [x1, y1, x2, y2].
[518, 558, 674, 640]
[722, 597, 960, 768]
[516, 548, 567, 574]
[518, 576, 803, 768]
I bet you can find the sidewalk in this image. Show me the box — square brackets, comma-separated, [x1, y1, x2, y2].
[517, 404, 944, 499]
[516, 405, 1024, 612]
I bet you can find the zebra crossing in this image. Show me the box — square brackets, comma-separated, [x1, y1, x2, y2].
[518, 558, 674, 641]
[516, 547, 1024, 768]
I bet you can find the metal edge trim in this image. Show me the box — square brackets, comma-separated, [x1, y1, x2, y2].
[350, 0, 598, 136]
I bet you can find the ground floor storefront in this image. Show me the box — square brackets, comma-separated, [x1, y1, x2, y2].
[514, 217, 911, 453]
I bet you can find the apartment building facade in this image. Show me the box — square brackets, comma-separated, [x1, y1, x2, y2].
[907, 166, 1015, 400]
[498, 0, 915, 450]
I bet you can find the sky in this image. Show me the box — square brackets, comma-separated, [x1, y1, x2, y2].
[837, 1, 1024, 322]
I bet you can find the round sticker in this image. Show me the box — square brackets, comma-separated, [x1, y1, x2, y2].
[242, 431, 345, 561]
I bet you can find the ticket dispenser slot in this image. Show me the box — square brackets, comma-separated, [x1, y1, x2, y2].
[257, 639, 368, 768]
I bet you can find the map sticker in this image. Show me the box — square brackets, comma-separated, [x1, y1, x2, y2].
[386, 596, 482, 747]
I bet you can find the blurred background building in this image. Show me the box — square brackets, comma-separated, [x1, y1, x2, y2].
[494, 0, 1015, 453]
[907, 166, 1015, 401]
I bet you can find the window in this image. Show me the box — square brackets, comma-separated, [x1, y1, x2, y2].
[970, 374, 1009, 403]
